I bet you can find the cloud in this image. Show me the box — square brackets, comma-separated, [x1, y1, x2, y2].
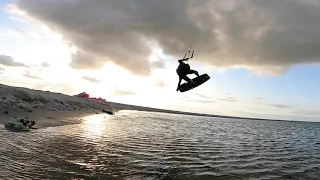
[82, 76, 101, 84]
[0, 28, 25, 39]
[33, 82, 52, 90]
[151, 60, 166, 69]
[0, 66, 4, 71]
[154, 79, 167, 87]
[218, 96, 237, 102]
[0, 54, 28, 67]
[9, 16, 26, 23]
[294, 109, 320, 116]
[234, 110, 318, 121]
[269, 103, 292, 109]
[23, 70, 42, 79]
[13, 0, 320, 75]
[182, 92, 216, 103]
[193, 99, 216, 104]
[193, 93, 212, 99]
[180, 95, 215, 104]
[68, 50, 104, 70]
[256, 100, 293, 109]
[41, 62, 50, 68]
[113, 88, 135, 96]
[181, 92, 216, 104]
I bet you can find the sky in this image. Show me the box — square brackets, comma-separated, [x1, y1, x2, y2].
[1, 0, 320, 122]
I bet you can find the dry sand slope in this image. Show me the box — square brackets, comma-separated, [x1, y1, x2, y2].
[0, 84, 114, 128]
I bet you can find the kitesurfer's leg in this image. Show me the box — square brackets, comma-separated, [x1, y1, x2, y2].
[177, 76, 182, 91]
[188, 69, 200, 77]
[182, 74, 195, 85]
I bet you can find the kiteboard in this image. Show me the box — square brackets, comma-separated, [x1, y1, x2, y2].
[178, 73, 210, 92]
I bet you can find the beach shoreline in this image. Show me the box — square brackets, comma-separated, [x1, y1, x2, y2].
[0, 83, 315, 130]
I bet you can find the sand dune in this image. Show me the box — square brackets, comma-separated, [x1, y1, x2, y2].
[0, 83, 114, 128]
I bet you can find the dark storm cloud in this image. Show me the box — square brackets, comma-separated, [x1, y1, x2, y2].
[14, 0, 320, 75]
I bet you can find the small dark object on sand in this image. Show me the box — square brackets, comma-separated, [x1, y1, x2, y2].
[5, 117, 37, 131]
[102, 110, 114, 115]
[3, 110, 9, 114]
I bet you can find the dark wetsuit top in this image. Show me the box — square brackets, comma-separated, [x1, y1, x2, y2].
[176, 62, 190, 76]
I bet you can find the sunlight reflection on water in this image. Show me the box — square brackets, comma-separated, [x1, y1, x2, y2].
[81, 114, 110, 140]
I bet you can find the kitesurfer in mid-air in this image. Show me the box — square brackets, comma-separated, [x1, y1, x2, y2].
[176, 49, 200, 92]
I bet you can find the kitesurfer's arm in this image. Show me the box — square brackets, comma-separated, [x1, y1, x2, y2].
[178, 58, 189, 63]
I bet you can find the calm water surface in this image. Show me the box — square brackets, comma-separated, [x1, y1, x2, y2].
[1, 110, 320, 180]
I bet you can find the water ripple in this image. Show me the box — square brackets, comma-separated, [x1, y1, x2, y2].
[1, 110, 320, 179]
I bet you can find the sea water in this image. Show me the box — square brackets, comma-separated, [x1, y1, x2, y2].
[1, 110, 320, 180]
